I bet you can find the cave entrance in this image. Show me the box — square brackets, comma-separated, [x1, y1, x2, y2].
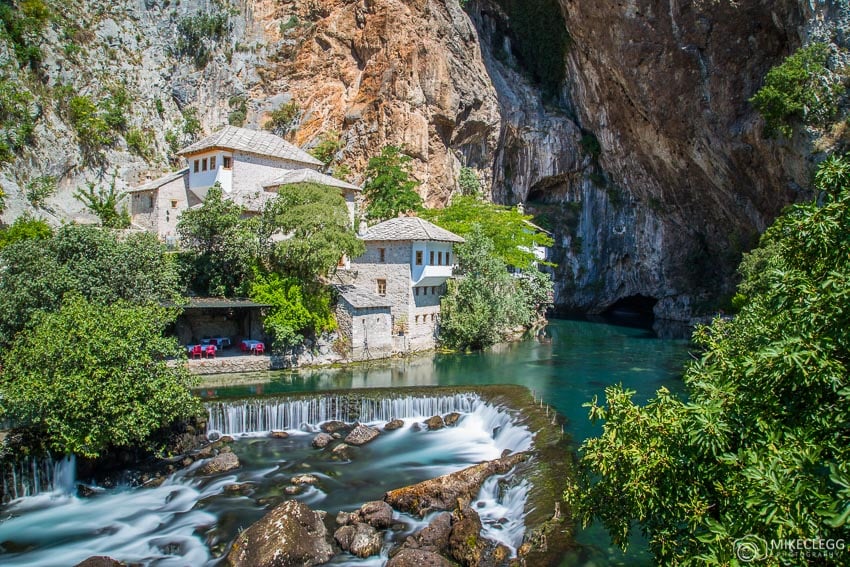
[603, 295, 658, 321]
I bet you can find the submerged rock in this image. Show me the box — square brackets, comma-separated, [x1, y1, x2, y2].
[198, 452, 240, 475]
[424, 416, 444, 430]
[385, 452, 528, 517]
[344, 424, 380, 446]
[224, 500, 333, 567]
[291, 474, 319, 486]
[384, 419, 405, 431]
[312, 433, 333, 448]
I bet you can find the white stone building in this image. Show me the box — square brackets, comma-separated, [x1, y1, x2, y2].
[337, 217, 464, 356]
[127, 126, 360, 243]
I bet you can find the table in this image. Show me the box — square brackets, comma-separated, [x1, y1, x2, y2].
[241, 340, 265, 354]
[202, 337, 231, 348]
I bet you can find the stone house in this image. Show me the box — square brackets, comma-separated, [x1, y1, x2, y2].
[337, 217, 464, 357]
[127, 126, 360, 243]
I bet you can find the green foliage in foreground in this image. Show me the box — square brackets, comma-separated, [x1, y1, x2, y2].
[566, 155, 850, 565]
[363, 145, 422, 222]
[421, 195, 554, 271]
[750, 42, 846, 138]
[249, 272, 336, 350]
[74, 176, 130, 229]
[0, 225, 182, 347]
[440, 227, 552, 350]
[0, 296, 201, 458]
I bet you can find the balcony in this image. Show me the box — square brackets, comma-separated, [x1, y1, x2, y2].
[411, 264, 454, 286]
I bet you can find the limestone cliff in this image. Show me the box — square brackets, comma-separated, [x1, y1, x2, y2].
[1, 0, 846, 319]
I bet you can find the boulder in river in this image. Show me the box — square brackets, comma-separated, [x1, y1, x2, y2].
[74, 557, 126, 567]
[384, 452, 528, 517]
[334, 522, 383, 558]
[320, 420, 349, 434]
[291, 474, 319, 486]
[312, 433, 333, 448]
[424, 415, 444, 430]
[384, 419, 404, 431]
[387, 548, 454, 567]
[224, 500, 333, 567]
[444, 412, 461, 426]
[448, 506, 484, 566]
[198, 452, 240, 475]
[344, 424, 380, 446]
[270, 430, 289, 439]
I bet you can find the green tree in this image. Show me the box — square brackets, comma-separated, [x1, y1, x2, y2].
[309, 130, 344, 167]
[264, 101, 300, 136]
[74, 176, 130, 228]
[0, 225, 182, 347]
[0, 296, 201, 458]
[566, 155, 850, 565]
[249, 272, 336, 350]
[421, 195, 554, 271]
[457, 166, 481, 196]
[0, 213, 51, 249]
[363, 145, 422, 222]
[176, 183, 258, 296]
[750, 42, 846, 138]
[439, 227, 550, 350]
[260, 182, 364, 279]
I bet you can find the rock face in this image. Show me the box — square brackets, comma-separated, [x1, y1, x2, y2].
[3, 0, 845, 319]
[198, 452, 240, 475]
[385, 452, 528, 517]
[225, 500, 334, 567]
[344, 424, 380, 446]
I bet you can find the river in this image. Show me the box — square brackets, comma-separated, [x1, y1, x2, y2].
[0, 317, 691, 566]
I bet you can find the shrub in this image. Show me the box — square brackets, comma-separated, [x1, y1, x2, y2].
[457, 166, 481, 196]
[750, 43, 846, 138]
[0, 81, 35, 163]
[228, 94, 247, 126]
[68, 95, 113, 148]
[24, 175, 56, 208]
[175, 10, 231, 68]
[126, 127, 155, 161]
[363, 145, 422, 221]
[264, 101, 300, 135]
[309, 130, 343, 166]
[0, 0, 50, 69]
[101, 84, 130, 132]
[0, 213, 51, 249]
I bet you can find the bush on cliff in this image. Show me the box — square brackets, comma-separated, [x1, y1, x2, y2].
[566, 155, 850, 565]
[0, 296, 201, 458]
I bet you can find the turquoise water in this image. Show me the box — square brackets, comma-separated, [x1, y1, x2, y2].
[200, 318, 690, 445]
[200, 317, 692, 566]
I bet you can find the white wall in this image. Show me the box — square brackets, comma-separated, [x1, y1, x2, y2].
[187, 151, 233, 193]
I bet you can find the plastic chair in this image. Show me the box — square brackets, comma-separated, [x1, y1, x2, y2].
[253, 343, 265, 355]
[205, 344, 216, 358]
[240, 341, 249, 352]
[191, 345, 203, 359]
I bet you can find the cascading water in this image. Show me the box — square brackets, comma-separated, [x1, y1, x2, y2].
[1, 394, 533, 565]
[1, 454, 76, 503]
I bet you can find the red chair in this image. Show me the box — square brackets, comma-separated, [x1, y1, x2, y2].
[240, 341, 249, 353]
[253, 343, 264, 355]
[191, 345, 202, 359]
[205, 344, 216, 358]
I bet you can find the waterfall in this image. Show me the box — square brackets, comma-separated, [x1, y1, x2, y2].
[1, 454, 76, 504]
[207, 393, 484, 436]
[475, 475, 531, 554]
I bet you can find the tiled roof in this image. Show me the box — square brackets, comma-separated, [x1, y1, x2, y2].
[263, 168, 362, 192]
[177, 126, 323, 167]
[127, 169, 188, 193]
[360, 217, 465, 243]
[335, 285, 393, 309]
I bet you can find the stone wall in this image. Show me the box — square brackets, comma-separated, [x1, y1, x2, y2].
[156, 175, 196, 240]
[351, 307, 394, 360]
[349, 241, 413, 327]
[231, 151, 315, 194]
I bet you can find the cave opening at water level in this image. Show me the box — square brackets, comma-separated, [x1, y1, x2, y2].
[603, 294, 658, 323]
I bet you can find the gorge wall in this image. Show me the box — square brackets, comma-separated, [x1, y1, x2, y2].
[1, 0, 846, 319]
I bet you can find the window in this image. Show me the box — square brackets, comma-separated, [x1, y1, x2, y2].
[202, 158, 208, 171]
[170, 199, 178, 209]
[377, 279, 387, 296]
[415, 287, 420, 296]
[223, 156, 232, 169]
[147, 195, 154, 208]
[431, 313, 436, 322]
[429, 251, 434, 264]
[379, 248, 386, 262]
[415, 250, 423, 265]
[415, 315, 419, 324]
[193, 160, 199, 173]
[431, 286, 436, 295]
[438, 251, 443, 265]
[210, 156, 216, 169]
[447, 252, 451, 265]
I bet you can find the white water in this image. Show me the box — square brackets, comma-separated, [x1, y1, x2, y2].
[0, 394, 533, 565]
[1, 454, 76, 503]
